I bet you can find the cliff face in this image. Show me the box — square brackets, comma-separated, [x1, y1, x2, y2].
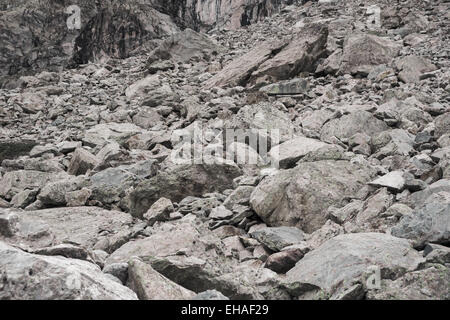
[0, 0, 287, 85]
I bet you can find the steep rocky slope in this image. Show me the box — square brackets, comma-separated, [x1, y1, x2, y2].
[0, 0, 449, 300]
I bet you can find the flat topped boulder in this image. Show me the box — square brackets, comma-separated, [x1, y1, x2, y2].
[369, 171, 406, 192]
[106, 220, 210, 265]
[338, 33, 401, 76]
[285, 233, 424, 295]
[83, 123, 143, 148]
[320, 110, 389, 143]
[127, 258, 195, 300]
[249, 226, 307, 252]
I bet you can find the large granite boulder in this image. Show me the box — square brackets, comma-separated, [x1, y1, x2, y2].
[0, 241, 138, 300]
[250, 160, 376, 233]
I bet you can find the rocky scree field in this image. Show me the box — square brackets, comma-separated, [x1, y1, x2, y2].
[0, 0, 449, 300]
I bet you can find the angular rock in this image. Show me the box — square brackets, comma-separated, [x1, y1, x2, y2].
[0, 170, 67, 200]
[1, 207, 135, 252]
[209, 205, 234, 220]
[392, 192, 450, 247]
[435, 113, 450, 139]
[265, 247, 306, 274]
[369, 171, 406, 192]
[285, 233, 424, 296]
[67, 148, 99, 176]
[338, 34, 401, 76]
[37, 176, 85, 206]
[0, 140, 37, 163]
[251, 23, 328, 84]
[249, 227, 306, 252]
[143, 197, 174, 226]
[366, 266, 450, 300]
[424, 243, 450, 264]
[32, 244, 89, 261]
[129, 159, 242, 217]
[395, 55, 438, 83]
[127, 258, 195, 300]
[83, 123, 143, 148]
[269, 136, 329, 169]
[260, 78, 309, 96]
[203, 39, 287, 88]
[0, 210, 19, 237]
[0, 241, 137, 300]
[147, 28, 222, 64]
[320, 111, 389, 143]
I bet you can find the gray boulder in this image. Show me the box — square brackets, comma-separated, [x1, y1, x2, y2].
[320, 111, 389, 143]
[395, 55, 438, 83]
[127, 258, 195, 300]
[128, 159, 242, 217]
[204, 39, 287, 88]
[250, 160, 376, 233]
[0, 170, 68, 200]
[338, 33, 401, 76]
[366, 266, 450, 300]
[250, 23, 328, 84]
[269, 136, 329, 169]
[392, 192, 450, 247]
[0, 207, 136, 253]
[260, 78, 309, 96]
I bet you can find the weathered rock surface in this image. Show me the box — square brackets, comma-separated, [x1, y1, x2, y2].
[337, 33, 402, 76]
[269, 136, 329, 169]
[0, 207, 136, 253]
[129, 159, 242, 217]
[1, 0, 448, 301]
[320, 111, 389, 143]
[250, 160, 376, 233]
[392, 192, 450, 247]
[285, 233, 424, 296]
[0, 241, 138, 300]
[249, 226, 306, 251]
[366, 266, 450, 300]
[127, 258, 195, 300]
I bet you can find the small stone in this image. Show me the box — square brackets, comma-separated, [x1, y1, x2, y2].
[68, 148, 99, 176]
